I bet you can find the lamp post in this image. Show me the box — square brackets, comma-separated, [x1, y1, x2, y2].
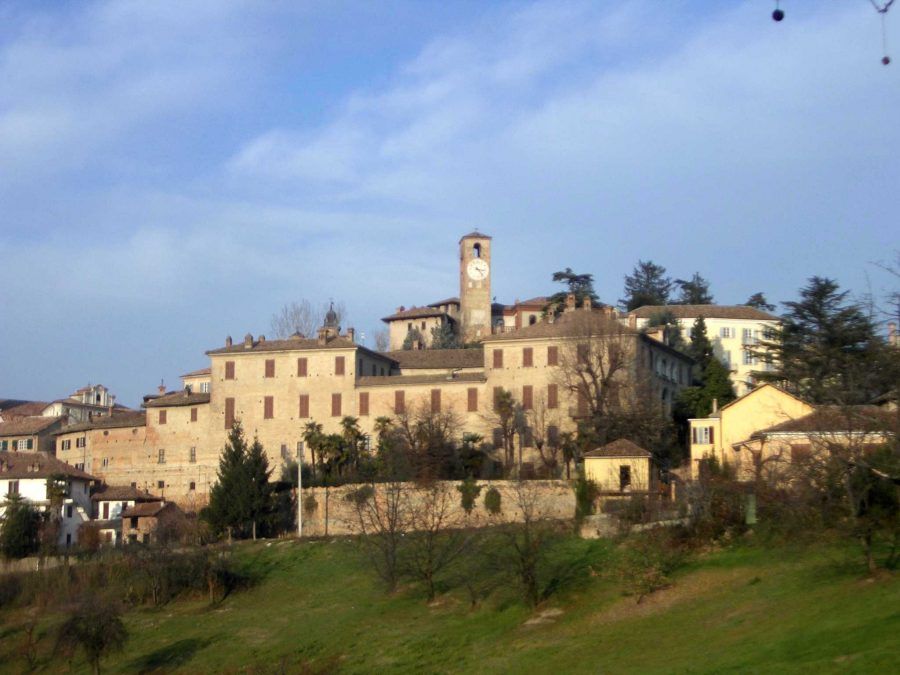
[297, 444, 304, 538]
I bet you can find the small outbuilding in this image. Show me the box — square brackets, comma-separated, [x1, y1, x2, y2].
[583, 439, 655, 494]
[120, 501, 187, 545]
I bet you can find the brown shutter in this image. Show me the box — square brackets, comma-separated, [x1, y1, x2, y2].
[548, 425, 559, 447]
[158, 410, 166, 425]
[359, 392, 369, 416]
[264, 396, 274, 419]
[467, 387, 478, 412]
[335, 356, 345, 376]
[493, 349, 503, 368]
[331, 393, 342, 417]
[493, 386, 502, 411]
[265, 359, 275, 378]
[298, 394, 309, 418]
[431, 388, 441, 413]
[225, 361, 235, 379]
[394, 390, 405, 414]
[709, 426, 715, 444]
[224, 398, 235, 429]
[522, 385, 533, 410]
[577, 389, 589, 416]
[297, 357, 308, 377]
[547, 346, 558, 366]
[191, 407, 198, 422]
[547, 384, 558, 409]
[523, 347, 533, 367]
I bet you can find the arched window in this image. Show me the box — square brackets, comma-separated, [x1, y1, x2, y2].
[473, 243, 481, 258]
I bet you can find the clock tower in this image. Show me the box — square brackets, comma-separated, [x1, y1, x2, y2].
[459, 231, 492, 343]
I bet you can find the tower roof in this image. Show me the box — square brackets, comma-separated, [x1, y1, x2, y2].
[459, 231, 492, 241]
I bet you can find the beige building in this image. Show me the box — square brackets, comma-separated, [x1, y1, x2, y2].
[629, 305, 780, 396]
[0, 416, 66, 454]
[584, 439, 655, 493]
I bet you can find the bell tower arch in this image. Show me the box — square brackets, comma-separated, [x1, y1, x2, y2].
[459, 231, 492, 343]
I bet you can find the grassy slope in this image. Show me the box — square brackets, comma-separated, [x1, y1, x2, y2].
[2, 537, 898, 674]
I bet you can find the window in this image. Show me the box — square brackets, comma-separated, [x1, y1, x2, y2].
[158, 410, 167, 425]
[335, 356, 345, 376]
[224, 398, 235, 429]
[522, 347, 533, 367]
[467, 387, 478, 412]
[298, 394, 310, 418]
[265, 359, 275, 378]
[691, 426, 714, 445]
[473, 242, 481, 258]
[17, 439, 32, 451]
[394, 390, 405, 414]
[492, 428, 504, 448]
[577, 389, 589, 416]
[191, 407, 198, 422]
[281, 444, 289, 459]
[721, 351, 732, 368]
[76, 437, 86, 448]
[371, 364, 377, 376]
[547, 425, 560, 447]
[742, 328, 754, 344]
[421, 321, 426, 330]
[431, 389, 442, 413]
[189, 446, 196, 463]
[60, 439, 70, 451]
[102, 502, 109, 519]
[547, 384, 558, 409]
[577, 343, 589, 364]
[264, 396, 274, 419]
[102, 457, 109, 468]
[75, 462, 84, 471]
[157, 480, 165, 489]
[492, 349, 503, 368]
[158, 448, 165, 464]
[742, 350, 757, 366]
[225, 361, 235, 379]
[529, 315, 537, 325]
[189, 481, 196, 491]
[619, 466, 631, 491]
[547, 346, 559, 366]
[0, 440, 6, 451]
[130, 517, 138, 528]
[297, 357, 308, 377]
[493, 386, 503, 411]
[331, 393, 342, 417]
[359, 392, 369, 416]
[66, 505, 73, 518]
[7, 480, 18, 496]
[200, 381, 210, 393]
[522, 385, 533, 410]
[720, 327, 733, 339]
[130, 482, 137, 488]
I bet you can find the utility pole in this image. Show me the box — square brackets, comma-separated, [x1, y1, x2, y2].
[297, 445, 303, 538]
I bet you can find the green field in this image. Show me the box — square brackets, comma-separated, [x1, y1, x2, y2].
[2, 535, 898, 674]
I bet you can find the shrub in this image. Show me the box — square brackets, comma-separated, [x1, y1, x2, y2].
[573, 474, 598, 525]
[0, 496, 42, 559]
[55, 594, 127, 673]
[618, 529, 689, 603]
[484, 487, 502, 515]
[344, 485, 374, 506]
[303, 494, 319, 515]
[457, 477, 482, 515]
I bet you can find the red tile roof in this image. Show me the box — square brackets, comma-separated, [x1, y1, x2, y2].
[180, 367, 211, 378]
[381, 306, 452, 322]
[384, 348, 484, 370]
[0, 416, 65, 437]
[629, 305, 779, 321]
[56, 411, 146, 434]
[143, 391, 210, 408]
[121, 501, 168, 518]
[92, 484, 161, 502]
[754, 406, 897, 436]
[584, 439, 653, 458]
[0, 451, 98, 480]
[0, 400, 51, 418]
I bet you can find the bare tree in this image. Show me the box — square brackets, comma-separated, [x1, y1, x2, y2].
[481, 388, 519, 474]
[270, 300, 347, 339]
[374, 329, 390, 352]
[393, 400, 461, 480]
[349, 482, 410, 592]
[528, 393, 562, 477]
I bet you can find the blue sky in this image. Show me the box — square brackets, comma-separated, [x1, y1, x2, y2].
[1, 0, 897, 407]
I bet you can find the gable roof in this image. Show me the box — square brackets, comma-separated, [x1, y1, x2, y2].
[57, 411, 146, 434]
[754, 406, 897, 436]
[384, 348, 484, 370]
[381, 306, 451, 322]
[0, 416, 65, 437]
[207, 336, 392, 363]
[358, 371, 486, 387]
[180, 367, 211, 378]
[482, 310, 635, 342]
[584, 439, 652, 458]
[715, 383, 810, 417]
[427, 297, 460, 307]
[629, 304, 779, 321]
[0, 451, 97, 481]
[121, 501, 169, 518]
[460, 231, 491, 240]
[0, 400, 51, 418]
[143, 391, 210, 408]
[92, 484, 161, 502]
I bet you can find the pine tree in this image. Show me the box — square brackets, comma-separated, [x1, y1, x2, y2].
[687, 316, 714, 376]
[205, 422, 252, 539]
[245, 437, 273, 540]
[621, 260, 672, 311]
[430, 323, 461, 349]
[673, 272, 714, 305]
[547, 268, 600, 314]
[745, 292, 775, 312]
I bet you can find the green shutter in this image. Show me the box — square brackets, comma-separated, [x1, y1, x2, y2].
[26, 438, 33, 450]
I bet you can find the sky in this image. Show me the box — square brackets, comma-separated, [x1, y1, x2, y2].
[1, 0, 898, 408]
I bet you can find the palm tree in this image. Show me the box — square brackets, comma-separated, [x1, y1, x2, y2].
[302, 421, 323, 482]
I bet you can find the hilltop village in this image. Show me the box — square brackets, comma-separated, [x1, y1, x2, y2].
[2, 232, 893, 548]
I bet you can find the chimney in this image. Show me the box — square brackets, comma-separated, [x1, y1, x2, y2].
[317, 326, 328, 346]
[158, 381, 166, 396]
[397, 306, 405, 313]
[244, 333, 253, 349]
[628, 314, 637, 329]
[582, 296, 592, 311]
[225, 335, 233, 348]
[565, 293, 576, 313]
[258, 335, 266, 344]
[347, 327, 356, 343]
[712, 398, 718, 414]
[889, 322, 898, 346]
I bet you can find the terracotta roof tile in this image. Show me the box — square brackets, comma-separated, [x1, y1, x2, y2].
[0, 416, 65, 437]
[92, 484, 161, 502]
[381, 306, 451, 322]
[143, 391, 210, 408]
[583, 439, 652, 458]
[57, 412, 146, 434]
[629, 304, 779, 321]
[427, 297, 460, 307]
[482, 311, 638, 342]
[754, 406, 896, 436]
[121, 501, 168, 518]
[460, 231, 491, 240]
[0, 451, 98, 480]
[0, 400, 50, 418]
[180, 367, 211, 378]
[207, 336, 391, 363]
[358, 371, 486, 387]
[383, 348, 484, 370]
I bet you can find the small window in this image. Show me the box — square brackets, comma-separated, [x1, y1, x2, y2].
[359, 392, 369, 416]
[158, 448, 165, 464]
[547, 346, 559, 366]
[158, 410, 167, 425]
[200, 381, 210, 393]
[298, 394, 310, 418]
[331, 393, 342, 417]
[492, 349, 503, 368]
[265, 359, 275, 378]
[619, 466, 631, 491]
[191, 407, 198, 422]
[225, 397, 235, 429]
[522, 385, 533, 410]
[473, 242, 481, 258]
[189, 446, 196, 463]
[264, 396, 274, 419]
[157, 480, 165, 489]
[76, 437, 86, 448]
[547, 425, 560, 447]
[102, 457, 110, 468]
[577, 343, 590, 364]
[431, 389, 441, 414]
[547, 384, 558, 409]
[421, 321, 426, 330]
[467, 387, 478, 412]
[528, 315, 537, 325]
[189, 481, 196, 491]
[297, 358, 308, 377]
[130, 517, 138, 528]
[7, 480, 19, 496]
[225, 361, 235, 379]
[130, 482, 137, 489]
[522, 347, 533, 367]
[394, 390, 405, 415]
[492, 427, 503, 448]
[335, 356, 345, 376]
[66, 504, 73, 518]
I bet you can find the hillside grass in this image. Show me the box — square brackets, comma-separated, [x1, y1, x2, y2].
[1, 534, 898, 674]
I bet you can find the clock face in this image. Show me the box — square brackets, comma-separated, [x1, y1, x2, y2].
[467, 258, 489, 281]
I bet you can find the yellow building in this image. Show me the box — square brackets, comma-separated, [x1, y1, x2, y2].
[584, 439, 654, 493]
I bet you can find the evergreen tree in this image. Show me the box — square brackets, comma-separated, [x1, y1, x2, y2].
[745, 292, 775, 312]
[645, 309, 686, 352]
[621, 260, 672, 311]
[402, 328, 424, 350]
[245, 437, 274, 539]
[205, 422, 252, 539]
[547, 268, 600, 314]
[0, 495, 41, 559]
[687, 316, 714, 376]
[673, 272, 714, 305]
[752, 277, 889, 404]
[676, 356, 737, 419]
[430, 322, 461, 349]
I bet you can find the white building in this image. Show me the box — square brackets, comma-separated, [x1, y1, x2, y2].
[628, 305, 780, 396]
[0, 451, 98, 548]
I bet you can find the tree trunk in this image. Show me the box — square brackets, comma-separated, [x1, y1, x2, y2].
[252, 520, 257, 541]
